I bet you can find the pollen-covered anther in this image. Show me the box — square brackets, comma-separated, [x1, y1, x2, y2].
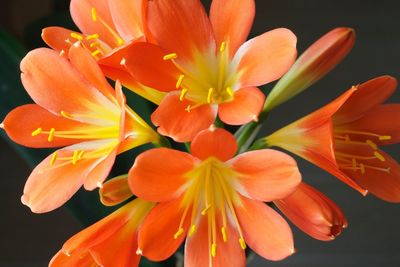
[379, 135, 392, 141]
[50, 152, 58, 166]
[72, 150, 79, 165]
[374, 151, 385, 162]
[226, 87, 234, 97]
[219, 42, 226, 53]
[31, 128, 42, 137]
[86, 33, 100, 40]
[211, 243, 217, 257]
[91, 50, 102, 57]
[221, 227, 227, 242]
[176, 74, 185, 89]
[91, 7, 97, 22]
[48, 128, 55, 142]
[239, 238, 247, 250]
[70, 32, 83, 41]
[174, 227, 184, 239]
[163, 53, 178, 61]
[366, 140, 378, 150]
[201, 205, 211, 215]
[179, 88, 188, 101]
[188, 225, 197, 237]
[207, 88, 214, 104]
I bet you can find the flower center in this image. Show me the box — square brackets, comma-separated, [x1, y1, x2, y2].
[163, 42, 239, 111]
[173, 157, 246, 261]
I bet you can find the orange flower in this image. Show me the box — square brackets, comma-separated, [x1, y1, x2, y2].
[0, 45, 158, 213]
[50, 198, 155, 267]
[265, 76, 400, 201]
[42, 0, 164, 104]
[128, 127, 301, 265]
[123, 0, 297, 142]
[275, 182, 347, 241]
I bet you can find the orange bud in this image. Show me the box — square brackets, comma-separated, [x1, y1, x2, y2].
[99, 175, 133, 206]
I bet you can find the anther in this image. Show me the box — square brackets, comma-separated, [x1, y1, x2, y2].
[221, 227, 227, 242]
[174, 228, 184, 239]
[48, 128, 55, 142]
[201, 205, 211, 215]
[179, 88, 188, 101]
[176, 74, 185, 88]
[366, 140, 378, 150]
[117, 38, 124, 46]
[239, 238, 246, 250]
[211, 243, 217, 257]
[70, 32, 83, 41]
[379, 135, 392, 141]
[163, 53, 178, 60]
[50, 152, 58, 166]
[86, 33, 100, 40]
[360, 163, 366, 174]
[226, 87, 234, 97]
[72, 150, 79, 165]
[91, 7, 97, 22]
[78, 150, 85, 160]
[220, 42, 226, 53]
[189, 225, 197, 237]
[207, 88, 214, 104]
[91, 50, 101, 57]
[374, 151, 385, 162]
[32, 128, 42, 137]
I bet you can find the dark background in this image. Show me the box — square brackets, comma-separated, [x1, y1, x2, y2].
[0, 0, 399, 266]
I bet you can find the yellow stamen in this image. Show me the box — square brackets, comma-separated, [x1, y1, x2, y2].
[379, 135, 392, 141]
[91, 50, 102, 57]
[78, 150, 85, 160]
[91, 7, 97, 21]
[219, 42, 226, 52]
[86, 33, 100, 40]
[72, 150, 79, 165]
[31, 128, 42, 137]
[207, 88, 214, 104]
[50, 152, 58, 166]
[221, 227, 227, 242]
[163, 53, 178, 60]
[201, 205, 211, 215]
[179, 88, 188, 101]
[239, 238, 247, 250]
[70, 32, 83, 41]
[176, 74, 185, 88]
[226, 87, 234, 97]
[374, 151, 385, 162]
[60, 110, 73, 119]
[48, 128, 55, 142]
[90, 42, 100, 48]
[366, 140, 378, 150]
[189, 225, 197, 237]
[211, 243, 217, 257]
[117, 38, 124, 46]
[174, 228, 184, 239]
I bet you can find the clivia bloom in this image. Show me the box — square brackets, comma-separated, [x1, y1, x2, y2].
[1, 45, 159, 213]
[42, 0, 164, 104]
[264, 75, 400, 202]
[123, 0, 297, 141]
[50, 198, 155, 267]
[275, 182, 347, 241]
[129, 127, 301, 266]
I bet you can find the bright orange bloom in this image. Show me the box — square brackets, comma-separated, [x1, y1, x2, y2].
[42, 0, 164, 104]
[128, 127, 301, 266]
[1, 45, 158, 213]
[275, 182, 347, 241]
[123, 0, 297, 142]
[265, 76, 400, 201]
[50, 198, 155, 267]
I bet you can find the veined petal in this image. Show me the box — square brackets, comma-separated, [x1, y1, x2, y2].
[99, 175, 133, 206]
[49, 251, 96, 267]
[334, 76, 397, 124]
[123, 42, 181, 92]
[210, 0, 255, 57]
[151, 93, 216, 142]
[218, 87, 265, 125]
[2, 104, 88, 148]
[275, 182, 347, 241]
[147, 0, 215, 62]
[265, 28, 355, 111]
[138, 198, 190, 261]
[236, 197, 295, 261]
[128, 148, 196, 202]
[230, 150, 301, 202]
[235, 28, 297, 87]
[109, 0, 144, 41]
[190, 127, 237, 162]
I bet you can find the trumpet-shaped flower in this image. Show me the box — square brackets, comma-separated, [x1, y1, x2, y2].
[123, 0, 297, 141]
[264, 76, 400, 202]
[128, 127, 301, 266]
[275, 182, 347, 241]
[1, 45, 159, 213]
[50, 198, 155, 267]
[42, 0, 164, 104]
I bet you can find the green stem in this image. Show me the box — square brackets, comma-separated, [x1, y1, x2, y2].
[152, 135, 171, 148]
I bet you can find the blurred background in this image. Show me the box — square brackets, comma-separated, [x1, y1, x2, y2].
[0, 0, 399, 266]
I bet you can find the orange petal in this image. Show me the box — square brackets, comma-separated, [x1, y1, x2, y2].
[83, 149, 117, 190]
[235, 28, 297, 87]
[210, 0, 255, 57]
[275, 182, 347, 241]
[123, 42, 180, 92]
[336, 104, 400, 146]
[109, 0, 144, 41]
[185, 215, 245, 267]
[49, 251, 96, 267]
[128, 148, 196, 202]
[190, 127, 237, 162]
[2, 104, 88, 148]
[334, 76, 397, 124]
[41, 26, 75, 52]
[265, 27, 355, 111]
[147, 0, 214, 62]
[151, 93, 216, 142]
[218, 87, 265, 125]
[20, 48, 116, 115]
[336, 142, 400, 202]
[230, 149, 301, 202]
[99, 175, 133, 206]
[70, 0, 120, 47]
[138, 198, 189, 261]
[236, 197, 295, 261]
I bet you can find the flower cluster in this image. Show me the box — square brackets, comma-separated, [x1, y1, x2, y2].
[1, 0, 398, 266]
